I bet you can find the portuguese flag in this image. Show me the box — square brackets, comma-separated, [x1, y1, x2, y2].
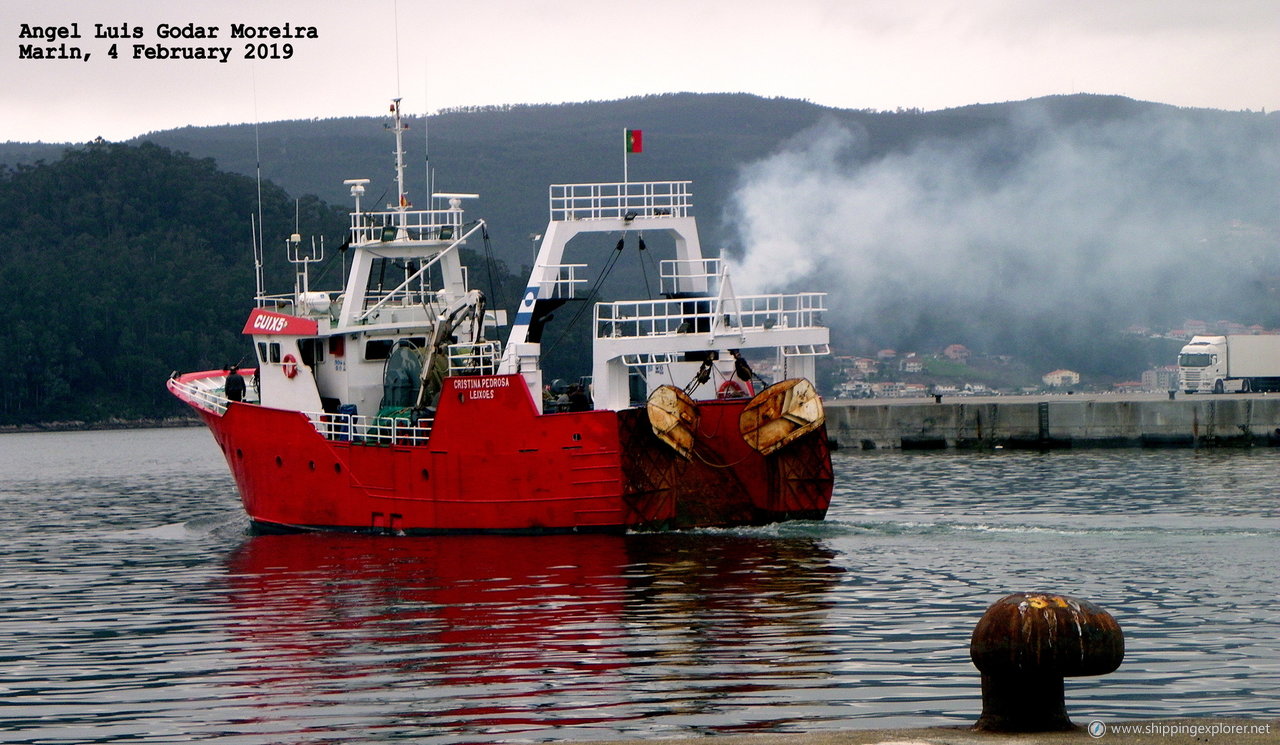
[626, 129, 643, 153]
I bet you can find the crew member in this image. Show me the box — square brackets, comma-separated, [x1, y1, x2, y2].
[568, 383, 591, 412]
[225, 365, 246, 403]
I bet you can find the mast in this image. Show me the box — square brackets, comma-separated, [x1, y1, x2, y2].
[391, 98, 409, 212]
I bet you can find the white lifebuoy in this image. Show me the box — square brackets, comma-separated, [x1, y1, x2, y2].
[282, 353, 299, 379]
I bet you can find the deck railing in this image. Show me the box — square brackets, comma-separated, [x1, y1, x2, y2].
[658, 258, 721, 296]
[549, 181, 692, 222]
[595, 292, 827, 340]
[349, 208, 464, 244]
[313, 411, 433, 446]
[168, 376, 238, 415]
[168, 376, 433, 446]
[446, 341, 502, 376]
[537, 263, 589, 299]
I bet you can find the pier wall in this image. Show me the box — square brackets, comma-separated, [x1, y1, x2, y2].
[825, 396, 1280, 449]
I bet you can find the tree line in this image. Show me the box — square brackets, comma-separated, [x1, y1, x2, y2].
[0, 142, 524, 425]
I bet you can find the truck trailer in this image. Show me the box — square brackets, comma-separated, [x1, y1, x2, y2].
[1178, 335, 1280, 393]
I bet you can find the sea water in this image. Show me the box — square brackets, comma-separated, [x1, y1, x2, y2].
[0, 427, 1277, 744]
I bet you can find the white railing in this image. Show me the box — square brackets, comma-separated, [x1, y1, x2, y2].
[538, 263, 589, 299]
[447, 341, 502, 376]
[783, 344, 832, 357]
[169, 377, 433, 446]
[313, 411, 433, 446]
[621, 352, 678, 369]
[357, 289, 437, 311]
[255, 292, 296, 309]
[595, 292, 827, 340]
[549, 181, 692, 222]
[735, 292, 827, 329]
[659, 258, 721, 295]
[169, 377, 233, 415]
[349, 208, 464, 244]
[252, 292, 343, 320]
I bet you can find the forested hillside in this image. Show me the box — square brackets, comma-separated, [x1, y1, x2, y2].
[0, 143, 345, 424]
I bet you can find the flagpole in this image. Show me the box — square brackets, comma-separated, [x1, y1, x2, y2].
[623, 127, 628, 184]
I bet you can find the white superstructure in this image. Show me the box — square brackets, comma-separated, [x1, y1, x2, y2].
[499, 180, 829, 411]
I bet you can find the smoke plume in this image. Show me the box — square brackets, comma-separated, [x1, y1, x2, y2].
[726, 103, 1279, 363]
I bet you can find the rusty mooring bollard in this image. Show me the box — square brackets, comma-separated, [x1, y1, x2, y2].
[970, 592, 1124, 732]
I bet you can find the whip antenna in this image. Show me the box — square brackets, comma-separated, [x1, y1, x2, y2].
[252, 67, 265, 302]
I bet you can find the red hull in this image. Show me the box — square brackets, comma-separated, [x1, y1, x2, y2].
[177, 372, 832, 533]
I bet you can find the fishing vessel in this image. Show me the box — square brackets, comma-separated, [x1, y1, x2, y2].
[168, 100, 833, 534]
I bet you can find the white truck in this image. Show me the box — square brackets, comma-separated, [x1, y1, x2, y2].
[1178, 335, 1280, 393]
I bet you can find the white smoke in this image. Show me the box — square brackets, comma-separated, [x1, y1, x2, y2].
[726, 104, 1278, 352]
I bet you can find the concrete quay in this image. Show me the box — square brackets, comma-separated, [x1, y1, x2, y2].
[825, 392, 1280, 450]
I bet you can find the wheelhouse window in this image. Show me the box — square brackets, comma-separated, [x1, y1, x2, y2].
[365, 339, 395, 361]
[298, 338, 325, 367]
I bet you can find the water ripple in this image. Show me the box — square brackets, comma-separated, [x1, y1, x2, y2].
[0, 430, 1277, 743]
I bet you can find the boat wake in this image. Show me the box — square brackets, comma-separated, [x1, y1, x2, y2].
[101, 514, 247, 542]
[820, 517, 1278, 539]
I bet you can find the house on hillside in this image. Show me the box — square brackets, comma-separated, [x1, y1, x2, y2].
[942, 344, 970, 363]
[1042, 369, 1081, 387]
[1183, 320, 1209, 336]
[835, 380, 873, 399]
[852, 357, 879, 375]
[872, 382, 904, 397]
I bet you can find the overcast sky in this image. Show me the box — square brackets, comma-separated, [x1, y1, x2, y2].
[5, 0, 1278, 143]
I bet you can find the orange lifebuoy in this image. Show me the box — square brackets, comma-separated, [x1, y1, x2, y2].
[717, 378, 753, 399]
[281, 353, 299, 379]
